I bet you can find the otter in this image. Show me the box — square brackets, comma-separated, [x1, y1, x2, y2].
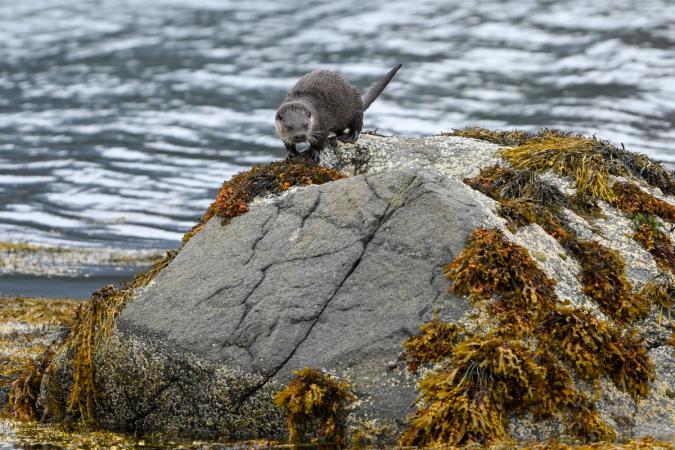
[275, 64, 402, 159]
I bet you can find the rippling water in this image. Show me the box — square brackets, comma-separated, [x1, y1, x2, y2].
[1, 0, 674, 250]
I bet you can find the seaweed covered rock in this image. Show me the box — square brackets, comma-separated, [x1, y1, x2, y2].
[34, 134, 674, 446]
[38, 162, 498, 440]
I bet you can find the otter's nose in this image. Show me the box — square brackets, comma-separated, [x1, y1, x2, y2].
[293, 134, 306, 143]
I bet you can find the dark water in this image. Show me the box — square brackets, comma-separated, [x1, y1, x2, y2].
[1, 0, 674, 250]
[0, 270, 142, 299]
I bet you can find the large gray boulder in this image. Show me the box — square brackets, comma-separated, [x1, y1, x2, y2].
[101, 167, 496, 438]
[39, 135, 674, 444]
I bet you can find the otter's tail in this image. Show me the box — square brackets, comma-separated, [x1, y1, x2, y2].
[361, 64, 402, 111]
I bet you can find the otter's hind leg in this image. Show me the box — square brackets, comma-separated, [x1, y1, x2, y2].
[336, 112, 363, 143]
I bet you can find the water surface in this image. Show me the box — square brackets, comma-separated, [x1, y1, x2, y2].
[1, 0, 674, 250]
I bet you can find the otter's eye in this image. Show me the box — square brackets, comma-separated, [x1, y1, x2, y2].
[276, 113, 282, 121]
[307, 112, 311, 118]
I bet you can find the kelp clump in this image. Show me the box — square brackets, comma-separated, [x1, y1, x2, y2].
[445, 227, 557, 333]
[273, 367, 355, 446]
[632, 223, 675, 273]
[402, 314, 467, 373]
[501, 132, 617, 201]
[453, 126, 675, 196]
[479, 129, 675, 274]
[402, 336, 552, 447]
[401, 228, 655, 447]
[637, 276, 674, 324]
[612, 182, 675, 222]
[9, 250, 176, 424]
[205, 160, 344, 223]
[573, 240, 650, 321]
[182, 160, 344, 244]
[540, 307, 654, 400]
[8, 349, 54, 421]
[524, 436, 674, 450]
[493, 129, 675, 198]
[612, 182, 675, 273]
[64, 250, 176, 423]
[2, 297, 78, 421]
[447, 127, 534, 147]
[464, 166, 649, 322]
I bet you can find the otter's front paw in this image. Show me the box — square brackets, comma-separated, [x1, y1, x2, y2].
[336, 129, 360, 143]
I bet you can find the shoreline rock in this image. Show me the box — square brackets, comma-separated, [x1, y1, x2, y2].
[31, 134, 675, 445]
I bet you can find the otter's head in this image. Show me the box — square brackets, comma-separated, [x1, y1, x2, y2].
[275, 102, 315, 145]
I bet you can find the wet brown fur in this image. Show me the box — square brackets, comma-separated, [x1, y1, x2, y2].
[276, 65, 401, 159]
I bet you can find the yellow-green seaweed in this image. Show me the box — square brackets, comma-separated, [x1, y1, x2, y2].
[637, 276, 674, 327]
[402, 227, 655, 446]
[1, 298, 79, 421]
[457, 127, 675, 197]
[8, 251, 176, 424]
[539, 307, 654, 400]
[481, 129, 674, 278]
[273, 367, 355, 446]
[182, 160, 344, 245]
[446, 127, 534, 147]
[444, 227, 557, 334]
[465, 166, 650, 322]
[402, 314, 467, 373]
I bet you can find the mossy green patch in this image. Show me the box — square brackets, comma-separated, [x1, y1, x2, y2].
[273, 367, 355, 446]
